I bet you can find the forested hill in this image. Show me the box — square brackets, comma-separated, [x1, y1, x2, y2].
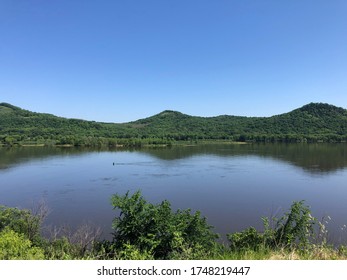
[0, 102, 129, 146]
[1, 102, 347, 146]
[128, 103, 347, 141]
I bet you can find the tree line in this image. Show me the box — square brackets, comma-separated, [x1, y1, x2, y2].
[1, 102, 347, 146]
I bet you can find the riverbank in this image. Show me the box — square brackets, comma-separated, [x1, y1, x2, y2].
[1, 196, 347, 260]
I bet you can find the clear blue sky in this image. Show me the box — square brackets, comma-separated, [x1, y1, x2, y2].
[1, 0, 346, 123]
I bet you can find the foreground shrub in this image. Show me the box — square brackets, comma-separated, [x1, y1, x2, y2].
[110, 190, 219, 259]
[272, 200, 315, 249]
[227, 201, 316, 252]
[228, 227, 264, 251]
[0, 204, 46, 245]
[42, 237, 78, 260]
[0, 228, 44, 260]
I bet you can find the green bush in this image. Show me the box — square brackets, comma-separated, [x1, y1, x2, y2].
[116, 243, 154, 260]
[110, 191, 219, 259]
[227, 201, 316, 252]
[0, 228, 44, 260]
[42, 237, 76, 260]
[0, 205, 42, 244]
[227, 227, 264, 251]
[272, 200, 315, 249]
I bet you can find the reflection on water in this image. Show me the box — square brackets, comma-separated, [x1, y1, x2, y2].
[2, 143, 347, 174]
[1, 143, 347, 243]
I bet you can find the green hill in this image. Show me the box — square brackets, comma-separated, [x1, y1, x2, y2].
[128, 103, 347, 142]
[0, 102, 131, 146]
[0, 102, 347, 146]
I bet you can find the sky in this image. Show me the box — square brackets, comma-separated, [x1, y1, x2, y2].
[1, 0, 347, 123]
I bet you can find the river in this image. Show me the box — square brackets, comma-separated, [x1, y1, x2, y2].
[1, 143, 347, 244]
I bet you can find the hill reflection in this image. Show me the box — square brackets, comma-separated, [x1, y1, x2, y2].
[1, 143, 347, 174]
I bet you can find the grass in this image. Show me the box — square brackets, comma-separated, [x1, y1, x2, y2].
[202, 245, 347, 260]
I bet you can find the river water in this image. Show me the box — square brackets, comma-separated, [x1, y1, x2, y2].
[1, 143, 347, 244]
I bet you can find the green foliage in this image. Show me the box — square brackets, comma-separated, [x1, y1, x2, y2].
[0, 228, 44, 260]
[0, 205, 42, 244]
[1, 102, 347, 146]
[0, 198, 347, 260]
[43, 237, 81, 260]
[228, 227, 264, 251]
[227, 201, 316, 252]
[273, 201, 315, 249]
[116, 243, 154, 260]
[110, 191, 219, 259]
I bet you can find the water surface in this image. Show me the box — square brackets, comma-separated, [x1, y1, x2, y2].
[1, 143, 347, 244]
